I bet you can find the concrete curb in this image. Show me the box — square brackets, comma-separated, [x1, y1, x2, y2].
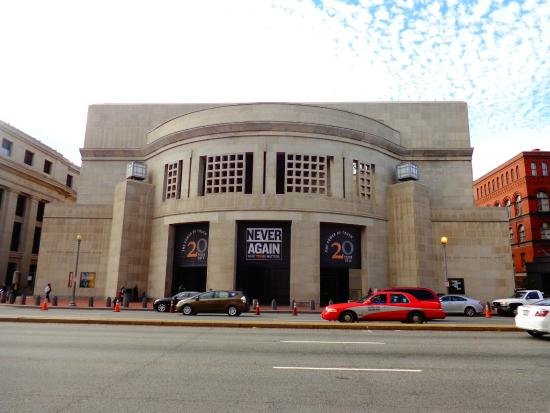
[0, 316, 520, 332]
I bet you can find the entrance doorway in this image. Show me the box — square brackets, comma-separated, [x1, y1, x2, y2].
[172, 267, 207, 295]
[320, 268, 349, 306]
[236, 266, 290, 306]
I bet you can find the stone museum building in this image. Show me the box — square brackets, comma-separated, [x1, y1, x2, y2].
[0, 120, 79, 293]
[474, 150, 550, 292]
[34, 102, 514, 304]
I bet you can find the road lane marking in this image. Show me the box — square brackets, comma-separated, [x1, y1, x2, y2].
[273, 367, 422, 372]
[280, 340, 385, 345]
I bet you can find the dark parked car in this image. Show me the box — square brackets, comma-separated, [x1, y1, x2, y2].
[375, 287, 440, 302]
[153, 291, 200, 312]
[176, 290, 249, 316]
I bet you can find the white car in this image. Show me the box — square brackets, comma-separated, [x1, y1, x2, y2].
[514, 299, 550, 338]
[439, 295, 484, 317]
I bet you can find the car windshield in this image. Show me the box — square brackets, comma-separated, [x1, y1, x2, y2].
[510, 291, 526, 298]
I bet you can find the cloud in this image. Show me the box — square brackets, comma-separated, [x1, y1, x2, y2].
[0, 0, 547, 179]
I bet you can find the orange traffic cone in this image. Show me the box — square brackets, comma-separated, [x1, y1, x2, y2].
[114, 301, 120, 312]
[255, 303, 260, 316]
[41, 299, 48, 311]
[292, 302, 298, 316]
[485, 303, 491, 318]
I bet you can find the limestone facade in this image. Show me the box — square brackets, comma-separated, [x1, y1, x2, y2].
[35, 102, 513, 304]
[0, 120, 79, 293]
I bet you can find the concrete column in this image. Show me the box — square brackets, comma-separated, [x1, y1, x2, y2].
[265, 151, 277, 194]
[290, 220, 319, 303]
[105, 180, 154, 298]
[188, 151, 200, 198]
[252, 149, 265, 194]
[342, 154, 354, 200]
[330, 156, 344, 199]
[206, 219, 235, 290]
[180, 152, 192, 199]
[387, 181, 436, 290]
[0, 190, 18, 284]
[19, 197, 39, 289]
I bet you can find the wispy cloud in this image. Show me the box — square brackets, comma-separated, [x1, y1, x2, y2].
[0, 0, 547, 178]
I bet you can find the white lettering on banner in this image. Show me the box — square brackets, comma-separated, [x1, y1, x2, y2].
[246, 227, 283, 260]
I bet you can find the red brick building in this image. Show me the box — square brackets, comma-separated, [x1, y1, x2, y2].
[473, 150, 550, 291]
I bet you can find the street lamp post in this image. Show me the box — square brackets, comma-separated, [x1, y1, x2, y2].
[440, 236, 448, 293]
[69, 234, 82, 307]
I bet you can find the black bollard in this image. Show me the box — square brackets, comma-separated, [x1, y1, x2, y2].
[21, 294, 26, 305]
[8, 293, 15, 304]
[0, 292, 5, 303]
[309, 299, 315, 311]
[34, 295, 41, 306]
[271, 299, 277, 310]
[88, 296, 94, 307]
[105, 297, 112, 308]
[52, 296, 58, 306]
[291, 299, 295, 310]
[142, 296, 148, 308]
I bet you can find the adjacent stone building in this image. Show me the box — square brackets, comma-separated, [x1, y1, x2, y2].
[0, 120, 79, 293]
[35, 102, 513, 304]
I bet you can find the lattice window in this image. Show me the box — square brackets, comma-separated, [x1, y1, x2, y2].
[353, 160, 374, 199]
[205, 154, 245, 194]
[285, 154, 327, 194]
[165, 161, 180, 199]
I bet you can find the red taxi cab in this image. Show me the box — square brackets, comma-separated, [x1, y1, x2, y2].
[321, 291, 446, 323]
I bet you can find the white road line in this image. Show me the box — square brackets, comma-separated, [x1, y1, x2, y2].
[280, 340, 385, 345]
[273, 367, 422, 373]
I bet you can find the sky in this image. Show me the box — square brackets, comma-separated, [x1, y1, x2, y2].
[0, 0, 548, 179]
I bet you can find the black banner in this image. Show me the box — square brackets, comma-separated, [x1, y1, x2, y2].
[320, 224, 361, 269]
[237, 221, 291, 267]
[174, 223, 209, 267]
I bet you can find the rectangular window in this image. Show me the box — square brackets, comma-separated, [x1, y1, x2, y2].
[284, 153, 328, 195]
[198, 156, 206, 196]
[66, 174, 73, 188]
[543, 162, 548, 176]
[352, 160, 374, 199]
[164, 161, 182, 199]
[24, 150, 34, 165]
[531, 162, 537, 176]
[43, 160, 52, 174]
[10, 222, 22, 251]
[36, 201, 46, 222]
[15, 195, 26, 217]
[203, 153, 251, 195]
[32, 227, 41, 254]
[276, 153, 285, 194]
[1, 138, 13, 156]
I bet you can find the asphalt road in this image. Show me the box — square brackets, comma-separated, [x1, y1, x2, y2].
[1, 323, 548, 412]
[0, 304, 516, 325]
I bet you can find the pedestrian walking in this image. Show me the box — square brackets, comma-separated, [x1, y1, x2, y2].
[44, 283, 52, 303]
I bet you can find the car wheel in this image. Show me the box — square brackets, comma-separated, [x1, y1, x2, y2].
[527, 330, 545, 338]
[510, 306, 519, 316]
[156, 303, 167, 313]
[227, 306, 240, 316]
[338, 311, 356, 323]
[407, 311, 425, 324]
[464, 306, 476, 317]
[182, 305, 193, 316]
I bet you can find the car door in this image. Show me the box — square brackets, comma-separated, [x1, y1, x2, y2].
[387, 293, 410, 320]
[453, 296, 468, 313]
[526, 291, 542, 304]
[195, 291, 215, 313]
[362, 293, 388, 320]
[213, 291, 230, 311]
